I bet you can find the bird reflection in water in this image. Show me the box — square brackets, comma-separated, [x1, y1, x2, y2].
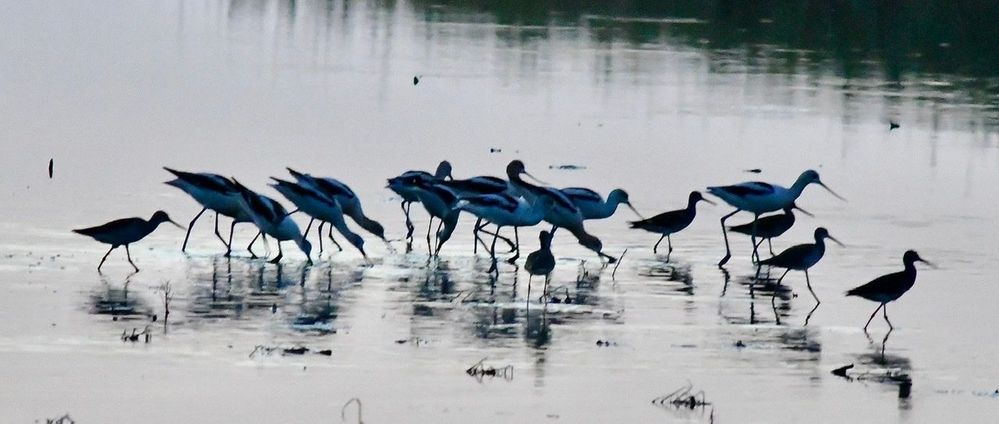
[835, 334, 913, 407]
[89, 271, 152, 320]
[639, 259, 694, 296]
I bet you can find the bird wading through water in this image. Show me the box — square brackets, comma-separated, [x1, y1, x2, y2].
[73, 210, 184, 272]
[846, 250, 934, 332]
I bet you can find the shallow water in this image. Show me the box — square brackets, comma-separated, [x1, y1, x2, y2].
[2, 1, 999, 422]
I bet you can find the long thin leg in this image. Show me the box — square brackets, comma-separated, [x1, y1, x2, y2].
[97, 245, 115, 272]
[124, 244, 139, 272]
[270, 242, 283, 264]
[402, 201, 414, 242]
[213, 212, 229, 249]
[225, 220, 237, 257]
[182, 207, 207, 252]
[882, 303, 893, 330]
[506, 227, 520, 264]
[261, 234, 271, 257]
[775, 268, 791, 285]
[804, 269, 820, 304]
[477, 225, 517, 252]
[328, 224, 343, 251]
[718, 209, 741, 266]
[767, 238, 774, 256]
[526, 275, 532, 315]
[473, 218, 482, 255]
[316, 221, 324, 254]
[750, 213, 761, 263]
[667, 235, 673, 253]
[247, 231, 260, 259]
[487, 228, 500, 273]
[653, 235, 665, 254]
[863, 303, 885, 333]
[426, 217, 434, 255]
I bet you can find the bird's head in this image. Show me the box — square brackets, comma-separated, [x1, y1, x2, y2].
[814, 227, 844, 247]
[798, 169, 846, 201]
[904, 250, 935, 268]
[151, 211, 184, 230]
[689, 191, 716, 206]
[435, 160, 453, 180]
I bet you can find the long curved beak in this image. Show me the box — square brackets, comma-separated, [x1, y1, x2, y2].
[918, 258, 937, 269]
[793, 205, 814, 217]
[624, 202, 645, 219]
[818, 181, 847, 201]
[827, 235, 845, 247]
[169, 219, 185, 230]
[522, 171, 550, 186]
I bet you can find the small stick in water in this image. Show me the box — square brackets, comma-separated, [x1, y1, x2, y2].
[612, 249, 627, 280]
[341, 397, 363, 423]
[48, 159, 54, 178]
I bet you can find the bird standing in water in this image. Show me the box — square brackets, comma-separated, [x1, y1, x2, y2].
[629, 191, 714, 259]
[524, 231, 556, 308]
[846, 250, 934, 332]
[758, 227, 843, 304]
[73, 210, 184, 272]
[728, 202, 811, 260]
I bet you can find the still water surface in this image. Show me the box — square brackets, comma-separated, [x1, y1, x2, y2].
[1, 1, 998, 422]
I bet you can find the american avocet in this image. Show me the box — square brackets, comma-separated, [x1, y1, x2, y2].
[163, 167, 252, 255]
[728, 203, 811, 259]
[73, 210, 184, 272]
[758, 227, 842, 305]
[456, 193, 553, 269]
[628, 191, 714, 257]
[846, 250, 934, 332]
[387, 161, 452, 241]
[286, 168, 387, 243]
[524, 230, 556, 307]
[560, 188, 641, 220]
[231, 179, 312, 264]
[709, 169, 845, 266]
[506, 160, 616, 263]
[270, 178, 368, 260]
[439, 171, 517, 255]
[406, 178, 461, 255]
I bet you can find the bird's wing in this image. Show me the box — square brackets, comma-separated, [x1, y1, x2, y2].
[163, 167, 237, 194]
[846, 271, 903, 297]
[708, 181, 775, 197]
[560, 187, 603, 202]
[760, 243, 814, 267]
[73, 217, 144, 237]
[313, 177, 357, 199]
[443, 176, 506, 194]
[728, 213, 787, 234]
[464, 193, 519, 212]
[630, 208, 686, 228]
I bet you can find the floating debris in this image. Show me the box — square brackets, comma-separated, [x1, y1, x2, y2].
[465, 357, 513, 381]
[413, 75, 420, 85]
[48, 158, 54, 178]
[595, 340, 617, 347]
[489, 148, 502, 153]
[121, 326, 151, 343]
[394, 337, 430, 346]
[830, 363, 911, 398]
[45, 414, 75, 424]
[249, 345, 333, 358]
[743, 168, 762, 173]
[612, 249, 627, 279]
[652, 382, 712, 410]
[831, 363, 854, 377]
[889, 121, 901, 131]
[548, 164, 587, 170]
[734, 340, 746, 348]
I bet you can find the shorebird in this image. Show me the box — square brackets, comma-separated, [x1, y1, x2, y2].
[287, 168, 387, 243]
[560, 188, 641, 220]
[709, 169, 845, 266]
[524, 230, 556, 307]
[73, 210, 184, 272]
[456, 193, 553, 269]
[629, 191, 714, 257]
[270, 177, 368, 260]
[387, 161, 452, 241]
[405, 177, 461, 255]
[163, 167, 253, 255]
[437, 169, 516, 254]
[758, 227, 843, 304]
[232, 179, 312, 264]
[728, 203, 811, 259]
[506, 160, 616, 263]
[846, 250, 934, 332]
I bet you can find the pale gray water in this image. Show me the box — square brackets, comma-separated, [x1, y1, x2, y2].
[2, 1, 999, 422]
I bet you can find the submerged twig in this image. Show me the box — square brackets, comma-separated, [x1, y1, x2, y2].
[341, 397, 363, 423]
[612, 249, 627, 280]
[45, 413, 74, 424]
[652, 382, 712, 410]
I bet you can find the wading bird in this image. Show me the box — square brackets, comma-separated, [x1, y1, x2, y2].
[387, 161, 452, 241]
[728, 203, 811, 259]
[758, 227, 843, 305]
[287, 168, 387, 245]
[270, 177, 368, 260]
[73, 210, 184, 272]
[709, 169, 845, 266]
[629, 191, 714, 258]
[232, 179, 312, 264]
[506, 160, 616, 263]
[163, 167, 253, 256]
[524, 230, 556, 307]
[846, 250, 934, 332]
[560, 188, 641, 220]
[457, 193, 553, 270]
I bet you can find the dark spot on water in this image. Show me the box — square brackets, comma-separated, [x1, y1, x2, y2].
[413, 75, 420, 85]
[735, 340, 746, 348]
[890, 121, 900, 131]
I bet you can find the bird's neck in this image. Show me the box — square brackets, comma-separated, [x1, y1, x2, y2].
[788, 176, 811, 198]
